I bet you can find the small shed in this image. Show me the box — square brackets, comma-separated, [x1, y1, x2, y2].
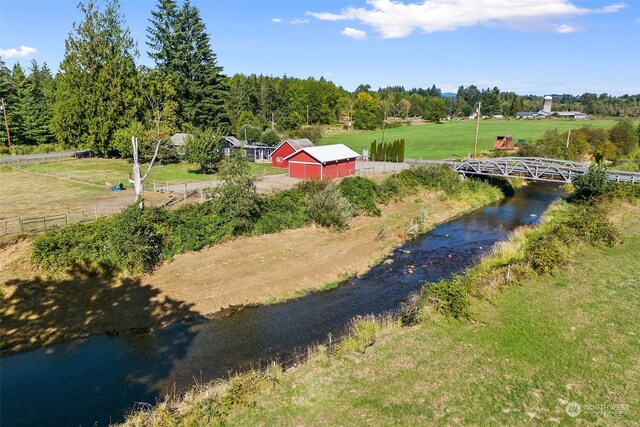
[270, 138, 315, 168]
[284, 144, 359, 179]
[170, 132, 192, 155]
[494, 135, 515, 150]
[222, 136, 275, 162]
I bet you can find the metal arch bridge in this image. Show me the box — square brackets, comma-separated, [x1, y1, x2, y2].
[447, 157, 640, 184]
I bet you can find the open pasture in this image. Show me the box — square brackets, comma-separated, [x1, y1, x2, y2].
[20, 158, 280, 187]
[322, 119, 620, 159]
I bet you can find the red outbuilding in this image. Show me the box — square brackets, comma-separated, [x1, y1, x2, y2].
[270, 138, 315, 168]
[284, 144, 360, 179]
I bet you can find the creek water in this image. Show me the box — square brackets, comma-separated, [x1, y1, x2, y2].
[0, 183, 563, 427]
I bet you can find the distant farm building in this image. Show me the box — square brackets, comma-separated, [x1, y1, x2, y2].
[285, 144, 359, 179]
[494, 135, 515, 151]
[517, 96, 588, 120]
[223, 136, 275, 162]
[169, 132, 192, 155]
[270, 138, 315, 168]
[542, 95, 553, 113]
[555, 111, 588, 120]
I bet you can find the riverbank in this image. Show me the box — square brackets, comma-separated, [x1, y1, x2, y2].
[122, 198, 640, 426]
[0, 184, 502, 355]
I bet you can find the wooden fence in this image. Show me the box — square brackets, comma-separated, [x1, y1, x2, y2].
[0, 201, 165, 238]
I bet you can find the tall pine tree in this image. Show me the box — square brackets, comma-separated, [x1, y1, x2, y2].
[52, 0, 139, 156]
[0, 58, 16, 146]
[147, 0, 227, 130]
[17, 60, 55, 145]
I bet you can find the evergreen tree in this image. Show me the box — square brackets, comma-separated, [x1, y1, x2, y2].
[0, 58, 16, 145]
[17, 60, 55, 145]
[52, 0, 139, 155]
[370, 139, 377, 161]
[147, 0, 228, 129]
[8, 64, 26, 143]
[146, 0, 179, 73]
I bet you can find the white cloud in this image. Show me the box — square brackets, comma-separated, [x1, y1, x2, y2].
[0, 45, 37, 58]
[342, 27, 368, 40]
[290, 18, 309, 25]
[308, 0, 628, 38]
[272, 18, 283, 23]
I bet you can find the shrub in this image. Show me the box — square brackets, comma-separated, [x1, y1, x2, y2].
[573, 164, 609, 200]
[338, 176, 382, 216]
[255, 189, 308, 234]
[295, 178, 332, 198]
[561, 205, 621, 247]
[306, 185, 354, 230]
[32, 205, 163, 275]
[162, 203, 218, 255]
[399, 164, 464, 195]
[605, 182, 640, 202]
[525, 236, 569, 274]
[210, 152, 260, 236]
[420, 274, 472, 319]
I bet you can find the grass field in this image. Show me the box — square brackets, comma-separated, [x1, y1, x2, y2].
[218, 204, 640, 426]
[0, 167, 142, 219]
[19, 158, 280, 187]
[322, 119, 620, 160]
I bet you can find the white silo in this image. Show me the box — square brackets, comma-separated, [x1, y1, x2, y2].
[542, 95, 553, 113]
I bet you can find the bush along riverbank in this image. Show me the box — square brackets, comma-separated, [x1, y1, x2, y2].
[119, 180, 640, 426]
[31, 158, 503, 277]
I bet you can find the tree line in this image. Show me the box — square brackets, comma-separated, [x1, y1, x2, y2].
[1, 0, 639, 157]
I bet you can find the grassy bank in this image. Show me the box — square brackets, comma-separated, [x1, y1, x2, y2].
[322, 119, 619, 159]
[122, 196, 639, 426]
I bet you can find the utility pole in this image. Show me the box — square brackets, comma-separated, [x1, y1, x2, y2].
[473, 101, 481, 159]
[566, 129, 571, 148]
[381, 109, 387, 146]
[1, 98, 10, 147]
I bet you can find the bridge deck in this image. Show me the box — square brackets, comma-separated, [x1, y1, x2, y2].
[448, 157, 640, 184]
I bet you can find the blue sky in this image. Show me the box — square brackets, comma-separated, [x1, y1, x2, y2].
[1, 0, 639, 95]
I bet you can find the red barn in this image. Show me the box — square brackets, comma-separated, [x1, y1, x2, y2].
[284, 144, 360, 179]
[270, 138, 315, 168]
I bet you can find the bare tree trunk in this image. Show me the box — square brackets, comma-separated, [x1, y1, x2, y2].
[130, 136, 161, 210]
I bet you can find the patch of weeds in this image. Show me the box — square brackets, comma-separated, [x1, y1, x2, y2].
[334, 315, 381, 357]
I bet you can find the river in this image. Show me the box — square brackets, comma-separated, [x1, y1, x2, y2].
[0, 183, 563, 426]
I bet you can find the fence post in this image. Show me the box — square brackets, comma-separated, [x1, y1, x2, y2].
[58, 152, 62, 162]
[154, 181, 157, 192]
[95, 205, 98, 220]
[66, 210, 70, 225]
[19, 217, 24, 233]
[41, 154, 45, 164]
[183, 183, 187, 200]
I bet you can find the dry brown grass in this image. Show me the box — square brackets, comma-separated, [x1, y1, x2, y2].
[0, 168, 136, 219]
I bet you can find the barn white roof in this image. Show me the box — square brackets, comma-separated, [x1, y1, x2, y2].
[284, 144, 360, 163]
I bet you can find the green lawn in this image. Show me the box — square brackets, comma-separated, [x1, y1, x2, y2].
[22, 158, 281, 187]
[322, 119, 620, 160]
[225, 205, 640, 426]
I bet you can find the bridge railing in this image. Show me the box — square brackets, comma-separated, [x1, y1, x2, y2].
[449, 157, 640, 184]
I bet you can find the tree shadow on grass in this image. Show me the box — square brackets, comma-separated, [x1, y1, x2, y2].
[0, 266, 202, 356]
